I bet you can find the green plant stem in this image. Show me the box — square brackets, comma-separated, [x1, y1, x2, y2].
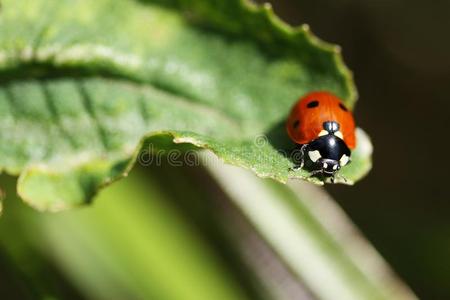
[203, 152, 417, 300]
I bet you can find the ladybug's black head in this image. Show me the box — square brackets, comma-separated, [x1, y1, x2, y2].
[317, 158, 341, 176]
[305, 133, 351, 178]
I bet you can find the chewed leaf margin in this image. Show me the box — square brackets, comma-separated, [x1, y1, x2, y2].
[235, 0, 358, 107]
[156, 0, 358, 107]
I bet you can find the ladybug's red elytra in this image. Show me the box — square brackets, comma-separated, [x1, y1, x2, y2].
[286, 91, 356, 182]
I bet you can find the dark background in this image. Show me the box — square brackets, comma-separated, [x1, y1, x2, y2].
[264, 0, 450, 299]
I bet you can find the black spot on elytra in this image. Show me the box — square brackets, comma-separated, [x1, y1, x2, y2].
[293, 120, 300, 129]
[339, 102, 348, 111]
[307, 100, 319, 108]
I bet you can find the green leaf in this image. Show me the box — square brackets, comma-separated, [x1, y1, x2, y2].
[0, 0, 372, 211]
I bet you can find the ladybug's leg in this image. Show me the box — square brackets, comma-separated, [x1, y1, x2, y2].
[336, 173, 347, 183]
[290, 144, 307, 171]
[309, 170, 327, 183]
[291, 164, 303, 171]
[309, 169, 323, 177]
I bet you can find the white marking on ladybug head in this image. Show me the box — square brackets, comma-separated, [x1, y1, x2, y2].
[333, 164, 338, 170]
[340, 154, 350, 166]
[318, 130, 328, 137]
[334, 131, 344, 139]
[323, 162, 328, 169]
[308, 150, 321, 162]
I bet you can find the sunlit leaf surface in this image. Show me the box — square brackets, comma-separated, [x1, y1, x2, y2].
[0, 0, 371, 210]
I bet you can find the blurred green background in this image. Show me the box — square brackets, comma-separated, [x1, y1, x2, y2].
[0, 164, 266, 300]
[263, 0, 450, 299]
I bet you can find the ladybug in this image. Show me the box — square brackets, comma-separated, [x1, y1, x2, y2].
[286, 91, 356, 182]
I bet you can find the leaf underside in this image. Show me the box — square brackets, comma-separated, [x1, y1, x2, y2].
[0, 0, 372, 211]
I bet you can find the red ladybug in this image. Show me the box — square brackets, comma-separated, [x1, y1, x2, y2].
[286, 91, 356, 181]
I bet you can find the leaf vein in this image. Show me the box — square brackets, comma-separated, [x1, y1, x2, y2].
[76, 80, 110, 151]
[41, 82, 79, 149]
[137, 92, 150, 126]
